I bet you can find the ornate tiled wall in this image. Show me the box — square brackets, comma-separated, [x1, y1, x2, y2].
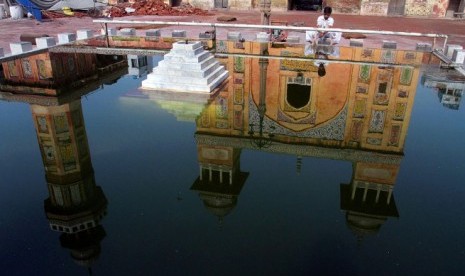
[405, 0, 433, 16]
[326, 0, 361, 14]
[405, 0, 448, 17]
[345, 47, 422, 152]
[360, 0, 389, 16]
[233, 56, 245, 130]
[191, 0, 451, 17]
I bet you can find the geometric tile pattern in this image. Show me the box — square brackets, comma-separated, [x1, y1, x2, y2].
[215, 96, 228, 119]
[405, 1, 432, 16]
[249, 95, 347, 140]
[369, 110, 386, 133]
[366, 137, 382, 145]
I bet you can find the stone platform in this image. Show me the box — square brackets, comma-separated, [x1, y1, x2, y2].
[141, 41, 229, 93]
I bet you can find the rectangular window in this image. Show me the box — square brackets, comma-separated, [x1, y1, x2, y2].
[131, 59, 138, 68]
[53, 186, 64, 206]
[70, 184, 81, 205]
[378, 82, 387, 94]
[138, 57, 147, 67]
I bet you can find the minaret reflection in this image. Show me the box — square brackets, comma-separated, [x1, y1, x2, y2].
[190, 54, 250, 226]
[340, 161, 400, 242]
[0, 51, 127, 271]
[194, 42, 423, 235]
[32, 99, 107, 271]
[190, 146, 249, 228]
[190, 43, 273, 226]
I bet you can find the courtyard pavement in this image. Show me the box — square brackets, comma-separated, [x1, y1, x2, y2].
[0, 9, 465, 54]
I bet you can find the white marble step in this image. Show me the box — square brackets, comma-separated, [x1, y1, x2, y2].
[169, 45, 205, 57]
[142, 70, 228, 93]
[162, 51, 210, 64]
[156, 55, 216, 71]
[172, 41, 203, 51]
[146, 66, 226, 86]
[149, 62, 220, 78]
[156, 55, 218, 70]
[205, 66, 228, 84]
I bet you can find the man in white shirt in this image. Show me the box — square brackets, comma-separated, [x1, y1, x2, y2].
[306, 7, 340, 45]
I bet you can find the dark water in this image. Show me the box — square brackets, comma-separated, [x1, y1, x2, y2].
[0, 52, 464, 275]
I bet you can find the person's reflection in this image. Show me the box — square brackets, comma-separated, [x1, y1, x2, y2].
[317, 63, 326, 77]
[31, 100, 107, 272]
[305, 43, 340, 59]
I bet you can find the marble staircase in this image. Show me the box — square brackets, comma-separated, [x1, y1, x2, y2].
[141, 41, 228, 93]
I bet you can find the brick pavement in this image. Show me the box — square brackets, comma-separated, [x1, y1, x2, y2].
[0, 10, 464, 54]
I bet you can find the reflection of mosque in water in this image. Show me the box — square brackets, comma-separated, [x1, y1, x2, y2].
[127, 55, 155, 79]
[36, 99, 107, 271]
[0, 51, 127, 271]
[190, 42, 423, 237]
[421, 72, 465, 110]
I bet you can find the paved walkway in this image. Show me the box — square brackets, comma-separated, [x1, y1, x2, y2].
[1, 10, 465, 54]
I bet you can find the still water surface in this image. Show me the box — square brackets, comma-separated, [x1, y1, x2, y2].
[0, 51, 464, 275]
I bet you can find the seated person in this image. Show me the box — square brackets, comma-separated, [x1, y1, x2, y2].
[306, 6, 341, 45]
